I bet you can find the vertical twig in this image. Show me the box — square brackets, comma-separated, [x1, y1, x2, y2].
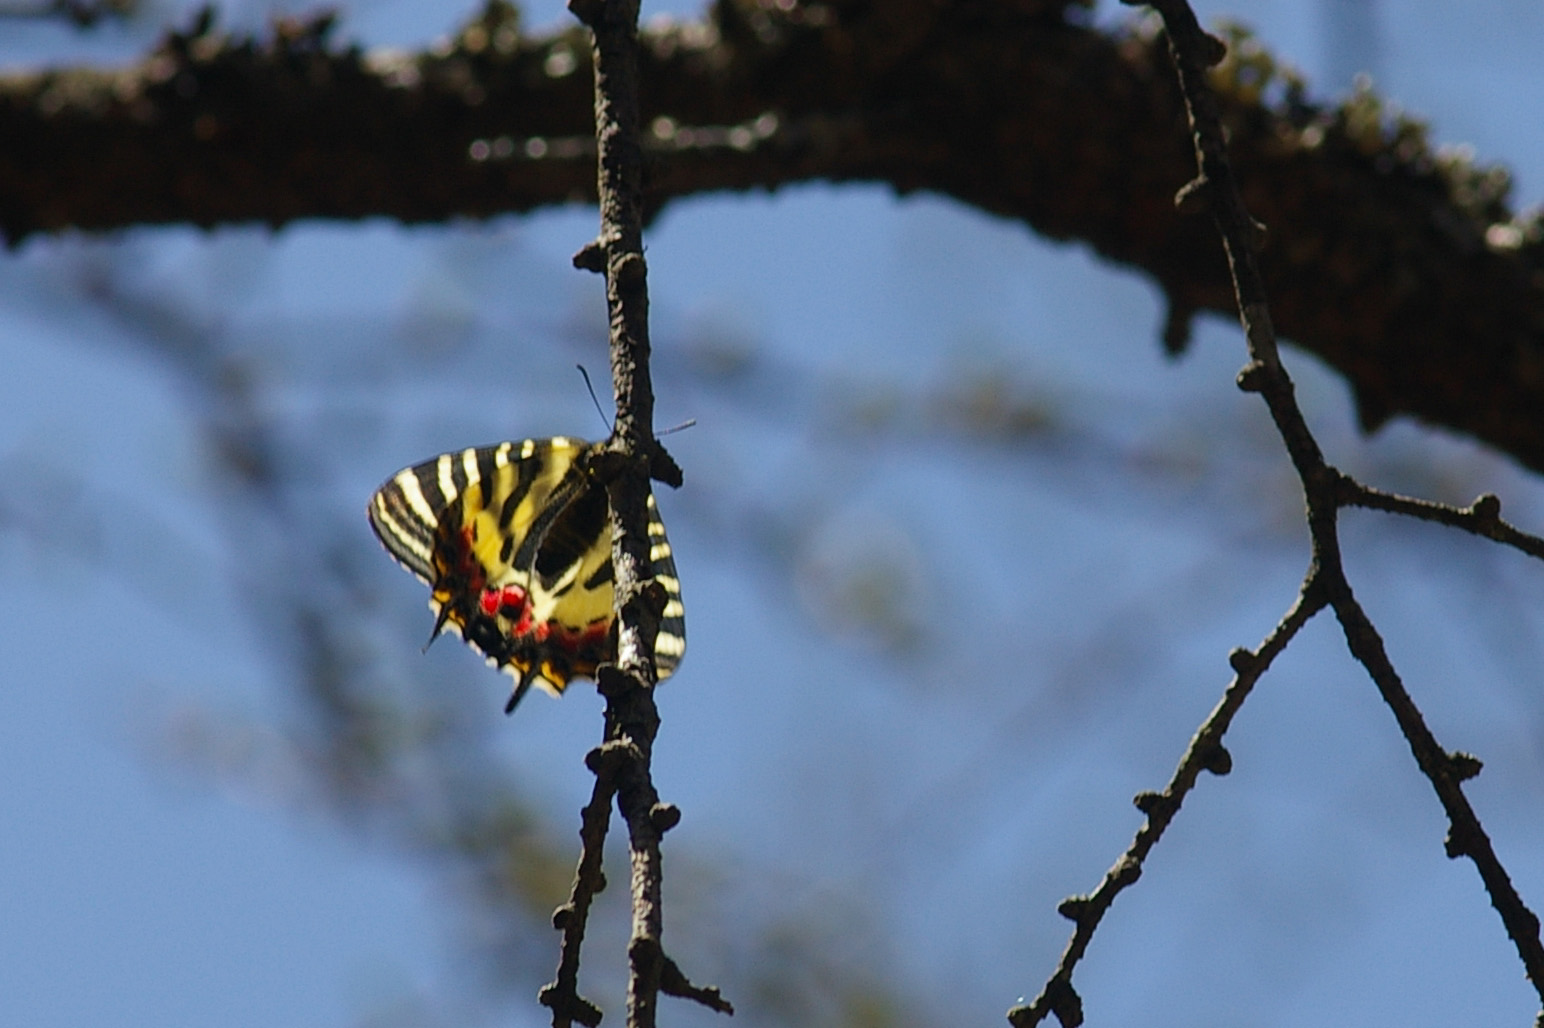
[539, 1, 730, 1026]
[577, 0, 668, 1023]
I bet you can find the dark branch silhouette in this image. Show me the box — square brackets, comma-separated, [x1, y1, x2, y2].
[1009, 576, 1327, 1028]
[4, 0, 1544, 475]
[535, 2, 728, 1026]
[1011, 2, 1544, 1024]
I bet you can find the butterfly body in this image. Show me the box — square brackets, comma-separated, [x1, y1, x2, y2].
[368, 437, 685, 711]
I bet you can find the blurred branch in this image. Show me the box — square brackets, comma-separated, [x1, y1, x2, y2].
[0, 0, 134, 26]
[6, 2, 1544, 476]
[1012, 1, 1544, 1024]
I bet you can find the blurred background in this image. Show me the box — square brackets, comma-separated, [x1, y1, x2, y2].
[4, 1, 1544, 1026]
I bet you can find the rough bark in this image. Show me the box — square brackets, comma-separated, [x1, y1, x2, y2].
[5, 0, 1543, 473]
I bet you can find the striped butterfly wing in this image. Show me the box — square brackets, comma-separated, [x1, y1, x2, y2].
[368, 437, 685, 711]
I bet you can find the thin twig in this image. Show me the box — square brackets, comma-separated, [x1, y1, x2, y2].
[661, 954, 735, 1014]
[540, 764, 617, 1028]
[1324, 583, 1544, 994]
[1337, 481, 1544, 562]
[578, 0, 668, 1019]
[546, 0, 730, 1026]
[1008, 576, 1326, 1027]
[1015, 1, 1544, 1023]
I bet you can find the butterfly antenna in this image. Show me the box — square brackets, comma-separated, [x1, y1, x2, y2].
[576, 364, 613, 436]
[657, 418, 696, 437]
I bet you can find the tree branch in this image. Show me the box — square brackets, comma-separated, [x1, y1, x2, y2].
[1008, 576, 1327, 1028]
[539, 761, 614, 1028]
[1010, 2, 1544, 1024]
[1337, 483, 1544, 563]
[6, 1, 1544, 475]
[539, 0, 728, 1025]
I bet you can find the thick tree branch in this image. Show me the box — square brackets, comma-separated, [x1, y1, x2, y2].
[5, 1, 1544, 474]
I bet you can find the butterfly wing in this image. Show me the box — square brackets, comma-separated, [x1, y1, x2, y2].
[368, 437, 685, 705]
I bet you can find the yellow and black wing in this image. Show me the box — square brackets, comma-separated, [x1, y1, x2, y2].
[368, 437, 685, 711]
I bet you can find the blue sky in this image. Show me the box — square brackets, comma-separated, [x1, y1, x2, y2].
[4, 3, 1544, 1027]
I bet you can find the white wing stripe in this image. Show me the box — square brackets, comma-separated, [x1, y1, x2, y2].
[436, 453, 457, 504]
[397, 470, 439, 527]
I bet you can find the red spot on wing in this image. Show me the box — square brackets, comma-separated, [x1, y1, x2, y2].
[433, 511, 620, 689]
[480, 584, 529, 618]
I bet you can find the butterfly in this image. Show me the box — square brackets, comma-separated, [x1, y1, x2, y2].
[368, 437, 685, 712]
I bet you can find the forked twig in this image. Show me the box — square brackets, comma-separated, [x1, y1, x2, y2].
[1013, 0, 1544, 1024]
